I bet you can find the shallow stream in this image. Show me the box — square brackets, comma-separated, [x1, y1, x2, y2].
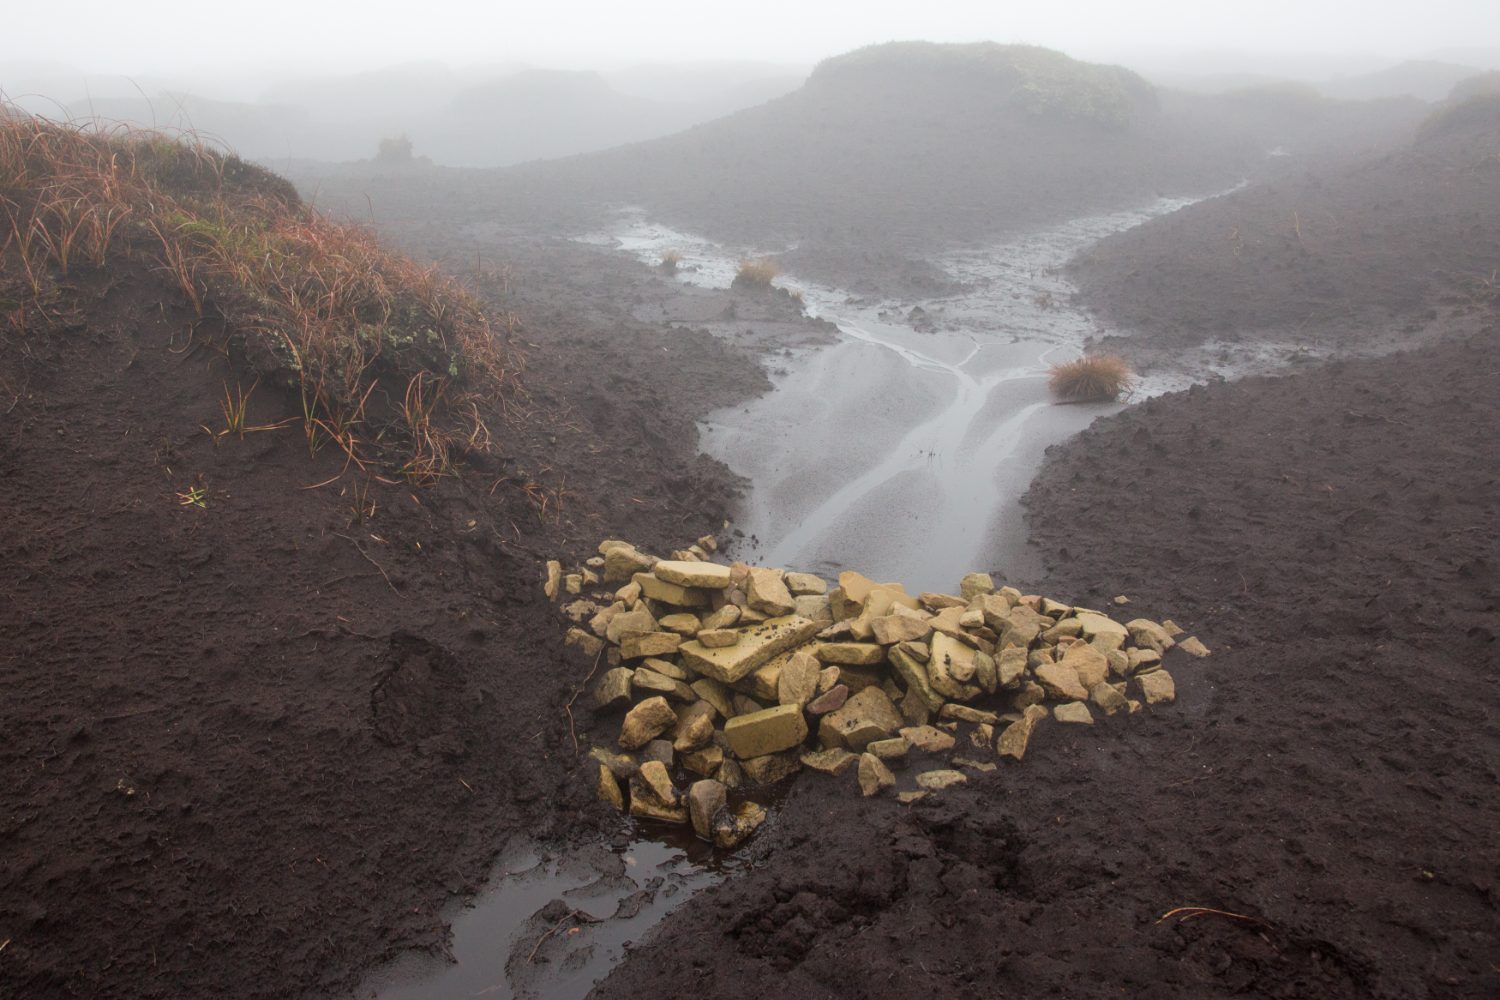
[589, 199, 1207, 590]
[359, 195, 1246, 1000]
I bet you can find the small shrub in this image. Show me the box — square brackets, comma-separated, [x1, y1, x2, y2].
[659, 249, 682, 273]
[733, 257, 779, 290]
[375, 134, 414, 162]
[1047, 354, 1133, 402]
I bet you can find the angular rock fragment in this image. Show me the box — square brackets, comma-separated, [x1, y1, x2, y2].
[819, 687, 904, 751]
[628, 775, 688, 823]
[816, 642, 886, 666]
[1035, 661, 1089, 702]
[631, 667, 688, 700]
[565, 627, 605, 659]
[674, 712, 715, 752]
[1061, 643, 1110, 690]
[1000, 605, 1051, 649]
[658, 613, 701, 636]
[597, 763, 624, 811]
[927, 633, 983, 701]
[794, 594, 834, 623]
[687, 779, 728, 840]
[806, 683, 849, 715]
[777, 651, 822, 707]
[604, 544, 656, 583]
[633, 572, 709, 608]
[866, 737, 909, 761]
[1090, 681, 1130, 716]
[746, 568, 797, 616]
[959, 573, 995, 600]
[871, 614, 931, 645]
[939, 704, 998, 724]
[858, 753, 896, 796]
[1177, 637, 1211, 657]
[996, 704, 1049, 761]
[697, 605, 737, 631]
[696, 628, 741, 648]
[642, 740, 675, 768]
[1136, 669, 1177, 704]
[801, 747, 859, 775]
[1126, 618, 1176, 653]
[712, 801, 766, 849]
[1054, 701, 1094, 725]
[1075, 611, 1129, 650]
[899, 725, 957, 753]
[916, 769, 967, 791]
[590, 747, 639, 781]
[593, 667, 634, 710]
[605, 604, 659, 645]
[618, 696, 677, 749]
[638, 760, 678, 803]
[785, 572, 828, 595]
[741, 750, 802, 785]
[683, 745, 724, 777]
[724, 703, 809, 758]
[690, 677, 735, 717]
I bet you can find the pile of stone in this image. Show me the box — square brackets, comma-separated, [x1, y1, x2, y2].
[545, 538, 1210, 849]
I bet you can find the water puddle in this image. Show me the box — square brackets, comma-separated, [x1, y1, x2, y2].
[360, 830, 730, 1000]
[582, 198, 1216, 590]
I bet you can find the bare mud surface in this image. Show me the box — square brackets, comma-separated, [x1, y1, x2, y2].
[585, 320, 1500, 1000]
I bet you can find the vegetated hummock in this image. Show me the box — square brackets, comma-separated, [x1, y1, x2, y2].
[1, 111, 520, 480]
[1047, 354, 1133, 402]
[732, 256, 779, 290]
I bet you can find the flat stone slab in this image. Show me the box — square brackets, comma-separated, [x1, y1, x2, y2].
[816, 642, 886, 666]
[633, 572, 709, 608]
[679, 615, 822, 683]
[653, 560, 734, 589]
[724, 703, 809, 758]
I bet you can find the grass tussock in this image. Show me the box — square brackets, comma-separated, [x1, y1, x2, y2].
[659, 249, 682, 273]
[733, 257, 779, 290]
[1047, 354, 1133, 402]
[0, 110, 521, 480]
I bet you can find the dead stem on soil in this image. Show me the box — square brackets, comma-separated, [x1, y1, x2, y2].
[564, 647, 607, 756]
[1158, 906, 1269, 928]
[527, 909, 603, 963]
[332, 532, 400, 597]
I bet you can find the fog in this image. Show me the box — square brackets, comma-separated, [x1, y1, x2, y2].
[3, 0, 1498, 166]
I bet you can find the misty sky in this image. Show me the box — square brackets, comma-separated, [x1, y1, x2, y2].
[6, 0, 1499, 80]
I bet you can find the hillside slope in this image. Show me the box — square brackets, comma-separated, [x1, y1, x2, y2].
[1069, 91, 1500, 344]
[0, 115, 746, 998]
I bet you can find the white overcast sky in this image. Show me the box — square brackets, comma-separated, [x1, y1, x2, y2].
[5, 0, 1499, 76]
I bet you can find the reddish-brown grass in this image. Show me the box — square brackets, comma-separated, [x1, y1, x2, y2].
[0, 110, 522, 478]
[1047, 354, 1133, 402]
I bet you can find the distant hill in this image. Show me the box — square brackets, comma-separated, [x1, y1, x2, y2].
[1318, 59, 1484, 102]
[481, 42, 1424, 259]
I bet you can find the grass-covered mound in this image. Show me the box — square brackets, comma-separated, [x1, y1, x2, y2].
[1, 111, 520, 480]
[809, 41, 1158, 128]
